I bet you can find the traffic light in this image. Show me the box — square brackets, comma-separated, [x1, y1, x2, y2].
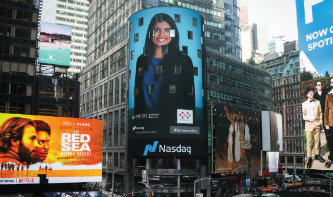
[151, 191, 154, 197]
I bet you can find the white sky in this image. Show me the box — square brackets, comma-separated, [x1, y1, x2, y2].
[247, 0, 299, 41]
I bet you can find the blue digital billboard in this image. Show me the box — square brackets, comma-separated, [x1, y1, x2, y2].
[127, 7, 206, 157]
[296, 0, 333, 75]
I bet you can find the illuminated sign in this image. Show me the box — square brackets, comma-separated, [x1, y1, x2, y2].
[0, 113, 102, 184]
[39, 22, 72, 67]
[127, 7, 206, 157]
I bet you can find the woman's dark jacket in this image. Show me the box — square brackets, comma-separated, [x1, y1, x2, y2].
[134, 53, 195, 132]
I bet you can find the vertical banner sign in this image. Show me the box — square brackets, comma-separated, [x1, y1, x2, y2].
[296, 0, 333, 170]
[127, 7, 206, 157]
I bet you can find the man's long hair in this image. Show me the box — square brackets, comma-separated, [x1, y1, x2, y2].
[144, 13, 180, 58]
[0, 117, 36, 150]
[34, 120, 51, 136]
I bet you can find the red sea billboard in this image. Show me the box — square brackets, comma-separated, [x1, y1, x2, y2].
[0, 113, 102, 184]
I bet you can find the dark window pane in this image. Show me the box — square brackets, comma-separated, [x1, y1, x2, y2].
[156, 64, 163, 75]
[188, 31, 193, 40]
[169, 84, 176, 94]
[175, 14, 181, 23]
[182, 46, 188, 55]
[175, 65, 181, 75]
[193, 67, 198, 76]
[139, 17, 144, 26]
[192, 18, 197, 27]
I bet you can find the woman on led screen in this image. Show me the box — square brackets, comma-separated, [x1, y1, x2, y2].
[134, 13, 195, 126]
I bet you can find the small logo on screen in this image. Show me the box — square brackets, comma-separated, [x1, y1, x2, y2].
[143, 141, 158, 156]
[177, 109, 193, 124]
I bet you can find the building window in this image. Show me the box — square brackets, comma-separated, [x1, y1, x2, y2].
[175, 65, 181, 75]
[175, 14, 181, 23]
[156, 65, 163, 74]
[182, 46, 188, 55]
[192, 18, 197, 27]
[193, 67, 198, 76]
[197, 49, 202, 58]
[134, 33, 139, 42]
[169, 84, 176, 94]
[188, 31, 193, 40]
[139, 17, 144, 26]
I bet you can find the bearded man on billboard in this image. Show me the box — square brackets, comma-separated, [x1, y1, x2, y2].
[0, 117, 38, 165]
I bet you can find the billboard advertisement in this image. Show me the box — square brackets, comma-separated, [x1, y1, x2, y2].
[295, 0, 333, 75]
[128, 7, 206, 157]
[214, 104, 262, 173]
[262, 111, 283, 152]
[296, 0, 333, 170]
[0, 113, 102, 184]
[39, 22, 72, 67]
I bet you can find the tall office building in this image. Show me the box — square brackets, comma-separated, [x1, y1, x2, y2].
[0, 0, 39, 114]
[263, 43, 303, 174]
[40, 0, 89, 76]
[81, 0, 272, 196]
[269, 35, 286, 55]
[240, 23, 269, 63]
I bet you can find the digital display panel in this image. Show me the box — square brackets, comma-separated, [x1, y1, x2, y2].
[127, 7, 206, 157]
[39, 22, 72, 67]
[214, 104, 262, 173]
[0, 113, 102, 184]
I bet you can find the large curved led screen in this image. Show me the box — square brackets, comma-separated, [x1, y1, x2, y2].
[128, 7, 206, 157]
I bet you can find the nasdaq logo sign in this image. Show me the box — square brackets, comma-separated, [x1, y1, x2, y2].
[143, 141, 192, 156]
[296, 0, 333, 75]
[143, 141, 158, 156]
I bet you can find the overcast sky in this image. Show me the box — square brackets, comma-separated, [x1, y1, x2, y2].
[247, 0, 299, 41]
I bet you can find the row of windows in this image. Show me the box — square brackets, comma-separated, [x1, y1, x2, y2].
[84, 47, 126, 89]
[58, 0, 89, 7]
[87, 0, 136, 60]
[177, 1, 223, 17]
[56, 10, 88, 19]
[102, 152, 125, 168]
[80, 74, 126, 115]
[57, 3, 88, 13]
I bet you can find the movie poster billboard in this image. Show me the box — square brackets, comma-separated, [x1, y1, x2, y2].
[214, 104, 261, 173]
[128, 7, 206, 157]
[262, 111, 283, 152]
[296, 0, 333, 170]
[0, 113, 102, 184]
[39, 22, 72, 67]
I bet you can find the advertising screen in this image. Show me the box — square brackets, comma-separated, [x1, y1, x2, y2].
[296, 0, 333, 170]
[214, 104, 261, 173]
[128, 7, 206, 157]
[39, 22, 72, 67]
[262, 111, 283, 152]
[0, 113, 102, 184]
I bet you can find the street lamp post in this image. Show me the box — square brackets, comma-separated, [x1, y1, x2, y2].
[112, 170, 126, 197]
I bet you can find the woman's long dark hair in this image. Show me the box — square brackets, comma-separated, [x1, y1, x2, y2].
[144, 13, 180, 58]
